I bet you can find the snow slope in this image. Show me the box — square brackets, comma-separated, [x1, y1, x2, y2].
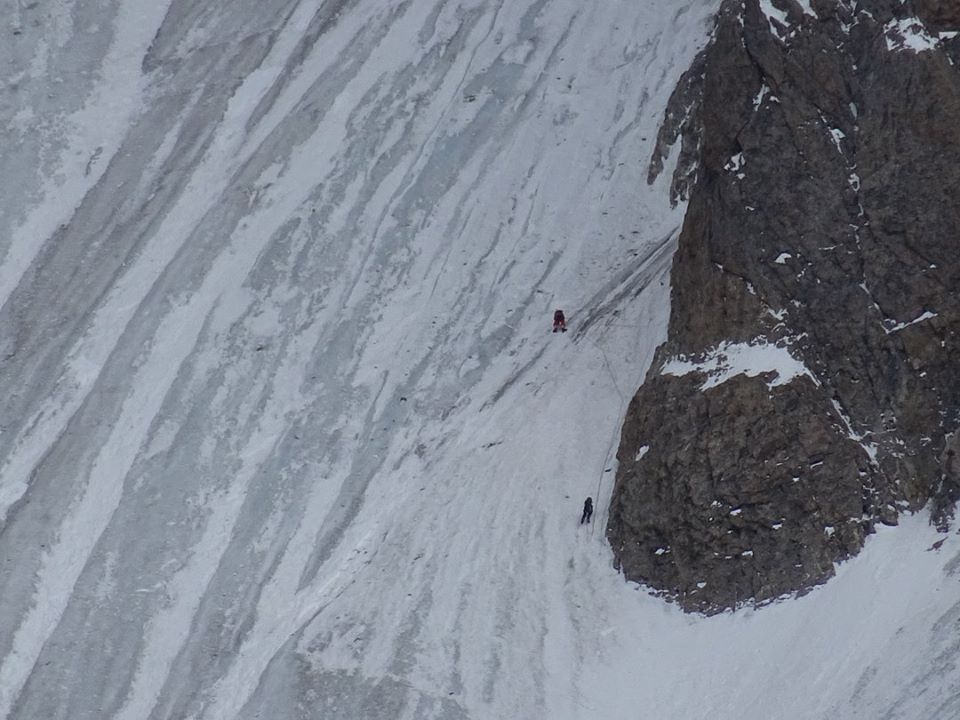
[1, 1, 960, 718]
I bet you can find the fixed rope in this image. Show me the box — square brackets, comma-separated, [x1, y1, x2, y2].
[587, 334, 630, 537]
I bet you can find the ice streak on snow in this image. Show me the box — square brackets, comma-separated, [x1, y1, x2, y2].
[0, 0, 175, 318]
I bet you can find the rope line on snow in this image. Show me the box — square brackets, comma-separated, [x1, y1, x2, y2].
[568, 228, 678, 537]
[586, 336, 630, 538]
[578, 255, 671, 536]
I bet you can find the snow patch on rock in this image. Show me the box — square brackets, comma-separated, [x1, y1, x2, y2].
[753, 84, 770, 110]
[885, 17, 940, 53]
[725, 152, 745, 179]
[884, 310, 938, 334]
[760, 0, 791, 37]
[661, 340, 819, 391]
[795, 0, 817, 18]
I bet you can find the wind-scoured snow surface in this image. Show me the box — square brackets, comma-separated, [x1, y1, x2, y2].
[2, 1, 960, 718]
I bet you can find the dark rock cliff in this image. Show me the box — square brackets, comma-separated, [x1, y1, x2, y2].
[608, 0, 960, 613]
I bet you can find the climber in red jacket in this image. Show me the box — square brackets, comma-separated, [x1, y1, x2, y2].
[553, 309, 567, 333]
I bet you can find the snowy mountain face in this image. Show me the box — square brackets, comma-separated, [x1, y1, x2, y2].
[2, 1, 960, 719]
[0, 1, 711, 718]
[609, 0, 960, 615]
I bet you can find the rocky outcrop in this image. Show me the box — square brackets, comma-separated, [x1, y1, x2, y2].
[916, 0, 960, 30]
[608, 0, 960, 613]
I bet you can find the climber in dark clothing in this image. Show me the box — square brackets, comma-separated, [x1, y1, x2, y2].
[553, 309, 567, 333]
[580, 497, 593, 524]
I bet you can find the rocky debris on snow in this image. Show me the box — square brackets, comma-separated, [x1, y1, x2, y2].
[608, 0, 960, 614]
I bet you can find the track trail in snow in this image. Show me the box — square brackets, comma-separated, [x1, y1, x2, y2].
[3, 1, 960, 719]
